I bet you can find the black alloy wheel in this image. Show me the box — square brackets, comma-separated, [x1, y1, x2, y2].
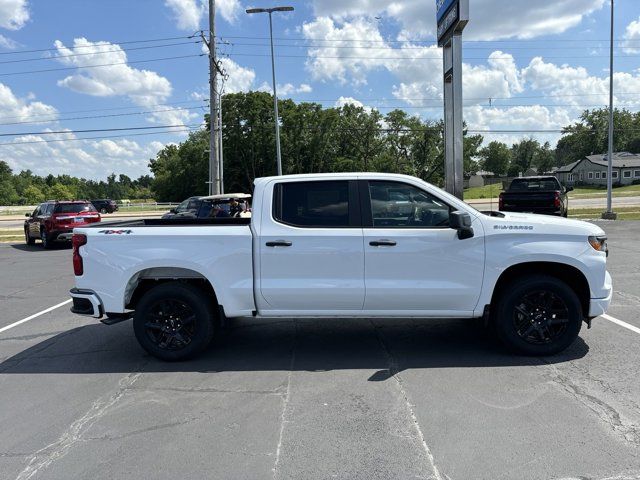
[513, 290, 569, 345]
[133, 282, 215, 361]
[143, 298, 197, 351]
[494, 275, 582, 356]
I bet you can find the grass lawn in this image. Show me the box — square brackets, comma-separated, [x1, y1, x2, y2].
[0, 228, 24, 242]
[464, 182, 640, 200]
[570, 184, 640, 197]
[463, 184, 505, 199]
[569, 206, 640, 221]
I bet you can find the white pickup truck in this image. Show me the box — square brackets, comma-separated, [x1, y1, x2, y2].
[69, 173, 612, 361]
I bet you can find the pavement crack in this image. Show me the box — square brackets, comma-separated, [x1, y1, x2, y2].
[371, 320, 445, 480]
[14, 370, 144, 480]
[132, 385, 285, 396]
[545, 363, 640, 447]
[272, 319, 296, 480]
[85, 417, 197, 441]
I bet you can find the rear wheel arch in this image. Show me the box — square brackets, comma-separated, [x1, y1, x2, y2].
[490, 261, 590, 317]
[125, 267, 219, 312]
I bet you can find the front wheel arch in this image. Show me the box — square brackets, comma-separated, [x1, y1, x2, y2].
[490, 261, 590, 320]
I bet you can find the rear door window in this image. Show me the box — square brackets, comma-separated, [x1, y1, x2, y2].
[273, 181, 355, 227]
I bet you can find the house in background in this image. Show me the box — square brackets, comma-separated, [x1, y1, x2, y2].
[555, 152, 640, 186]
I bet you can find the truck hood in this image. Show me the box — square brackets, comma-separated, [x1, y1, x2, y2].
[482, 211, 606, 237]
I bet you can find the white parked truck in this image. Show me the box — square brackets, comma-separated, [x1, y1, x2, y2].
[69, 173, 612, 361]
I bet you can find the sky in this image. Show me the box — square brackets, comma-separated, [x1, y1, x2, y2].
[0, 0, 639, 180]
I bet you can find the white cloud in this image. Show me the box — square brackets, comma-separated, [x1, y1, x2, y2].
[303, 18, 522, 107]
[258, 82, 313, 96]
[521, 57, 640, 109]
[465, 105, 572, 147]
[0, 33, 18, 49]
[622, 17, 640, 54]
[0, 82, 57, 123]
[311, 0, 605, 40]
[165, 0, 241, 30]
[2, 131, 163, 179]
[54, 38, 197, 128]
[220, 57, 256, 93]
[334, 96, 364, 108]
[0, 0, 29, 30]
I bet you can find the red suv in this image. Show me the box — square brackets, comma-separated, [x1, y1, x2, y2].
[24, 201, 101, 248]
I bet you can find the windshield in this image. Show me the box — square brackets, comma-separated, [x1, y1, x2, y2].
[54, 203, 96, 214]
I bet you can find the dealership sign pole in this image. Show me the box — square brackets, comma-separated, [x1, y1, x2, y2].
[437, 0, 468, 199]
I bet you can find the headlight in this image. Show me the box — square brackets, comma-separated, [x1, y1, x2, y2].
[588, 235, 608, 255]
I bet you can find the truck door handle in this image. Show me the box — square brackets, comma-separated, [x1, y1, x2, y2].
[266, 240, 292, 247]
[369, 240, 397, 247]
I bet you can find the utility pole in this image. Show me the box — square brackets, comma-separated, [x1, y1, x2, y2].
[206, 0, 220, 195]
[218, 89, 224, 194]
[246, 6, 294, 176]
[602, 0, 617, 220]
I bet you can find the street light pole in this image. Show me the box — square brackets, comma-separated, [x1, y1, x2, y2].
[246, 6, 294, 176]
[602, 0, 617, 220]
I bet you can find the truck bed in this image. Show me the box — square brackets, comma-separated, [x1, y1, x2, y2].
[89, 217, 252, 228]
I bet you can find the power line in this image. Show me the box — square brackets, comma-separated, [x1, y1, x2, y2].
[0, 99, 209, 121]
[0, 53, 205, 77]
[0, 105, 209, 127]
[0, 127, 203, 147]
[0, 40, 203, 65]
[223, 52, 640, 60]
[0, 123, 205, 137]
[0, 34, 200, 56]
[216, 41, 634, 51]
[216, 34, 640, 44]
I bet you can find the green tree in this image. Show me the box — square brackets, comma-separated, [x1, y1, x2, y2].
[23, 185, 45, 204]
[478, 141, 511, 176]
[533, 142, 556, 174]
[48, 183, 74, 200]
[511, 138, 540, 175]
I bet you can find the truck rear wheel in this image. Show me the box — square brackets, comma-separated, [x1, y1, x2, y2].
[493, 275, 582, 356]
[133, 282, 215, 361]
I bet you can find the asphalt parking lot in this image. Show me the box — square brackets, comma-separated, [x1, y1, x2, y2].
[1, 221, 639, 480]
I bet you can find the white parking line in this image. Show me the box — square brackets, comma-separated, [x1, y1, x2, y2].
[601, 313, 640, 335]
[0, 299, 71, 334]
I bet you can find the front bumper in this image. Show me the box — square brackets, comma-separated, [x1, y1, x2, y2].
[69, 288, 103, 318]
[589, 271, 613, 317]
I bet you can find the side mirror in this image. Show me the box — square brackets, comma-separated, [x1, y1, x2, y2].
[169, 208, 177, 214]
[449, 211, 474, 240]
[25, 212, 31, 217]
[565, 186, 574, 192]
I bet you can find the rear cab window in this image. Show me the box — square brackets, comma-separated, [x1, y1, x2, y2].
[509, 178, 561, 191]
[273, 181, 358, 227]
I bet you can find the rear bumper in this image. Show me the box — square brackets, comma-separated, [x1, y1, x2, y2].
[69, 288, 103, 318]
[502, 207, 562, 216]
[589, 271, 613, 317]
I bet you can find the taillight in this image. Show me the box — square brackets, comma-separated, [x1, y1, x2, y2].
[498, 192, 504, 210]
[554, 191, 561, 208]
[72, 234, 87, 276]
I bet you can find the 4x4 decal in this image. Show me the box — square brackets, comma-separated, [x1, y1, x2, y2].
[98, 229, 133, 235]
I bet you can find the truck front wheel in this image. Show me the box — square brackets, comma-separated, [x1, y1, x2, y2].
[133, 282, 215, 361]
[493, 275, 582, 356]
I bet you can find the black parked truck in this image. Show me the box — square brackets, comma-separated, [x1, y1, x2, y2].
[499, 176, 573, 217]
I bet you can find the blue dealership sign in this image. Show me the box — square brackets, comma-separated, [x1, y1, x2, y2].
[436, 0, 457, 23]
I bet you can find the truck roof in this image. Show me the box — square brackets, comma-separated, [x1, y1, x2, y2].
[253, 172, 427, 187]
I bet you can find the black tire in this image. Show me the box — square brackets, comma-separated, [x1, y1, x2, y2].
[41, 229, 52, 249]
[25, 228, 35, 245]
[133, 282, 216, 361]
[493, 275, 582, 356]
[100, 208, 107, 214]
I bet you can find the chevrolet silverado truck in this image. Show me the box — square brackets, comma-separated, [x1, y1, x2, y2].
[69, 173, 612, 361]
[499, 176, 573, 217]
